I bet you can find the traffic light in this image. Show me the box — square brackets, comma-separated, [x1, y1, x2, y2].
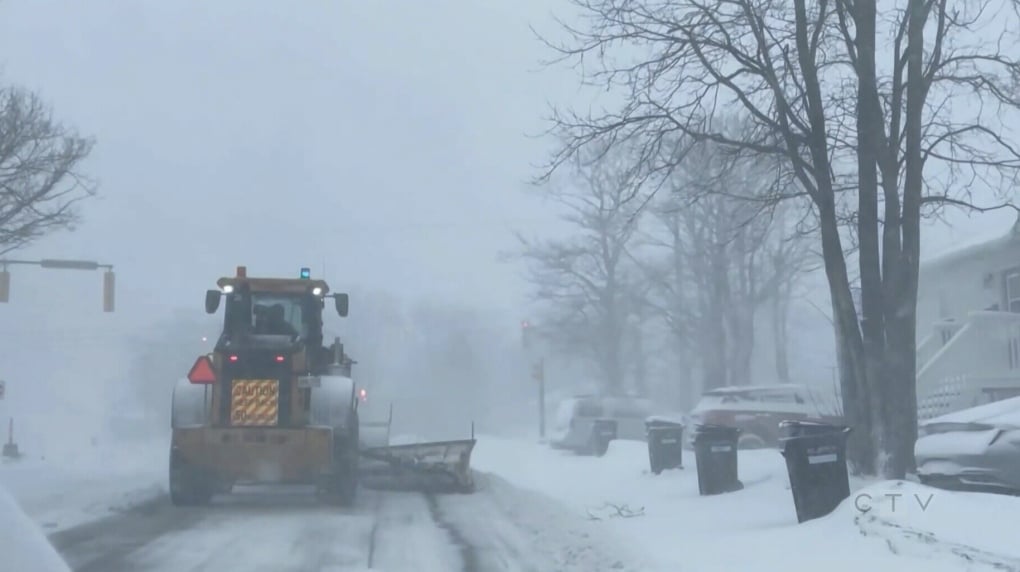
[0, 270, 9, 303]
[102, 270, 115, 313]
[521, 320, 531, 350]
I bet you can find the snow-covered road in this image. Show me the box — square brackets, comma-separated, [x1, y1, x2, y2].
[46, 474, 641, 572]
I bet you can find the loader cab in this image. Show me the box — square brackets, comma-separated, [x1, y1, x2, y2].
[205, 266, 348, 359]
[220, 287, 317, 345]
[204, 266, 350, 377]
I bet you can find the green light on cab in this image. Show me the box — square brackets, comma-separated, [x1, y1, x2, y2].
[300, 267, 311, 279]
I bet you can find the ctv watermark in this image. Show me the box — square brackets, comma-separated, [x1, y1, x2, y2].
[854, 492, 935, 513]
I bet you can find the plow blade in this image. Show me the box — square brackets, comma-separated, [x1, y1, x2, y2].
[359, 437, 476, 493]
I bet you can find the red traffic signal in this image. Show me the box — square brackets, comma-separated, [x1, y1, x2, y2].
[187, 355, 217, 385]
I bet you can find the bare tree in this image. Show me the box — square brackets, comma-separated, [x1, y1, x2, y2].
[518, 148, 646, 395]
[537, 0, 1020, 477]
[641, 139, 807, 393]
[760, 203, 819, 383]
[0, 86, 96, 255]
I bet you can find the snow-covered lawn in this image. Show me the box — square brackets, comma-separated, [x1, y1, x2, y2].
[0, 484, 71, 572]
[0, 437, 167, 533]
[473, 435, 1020, 572]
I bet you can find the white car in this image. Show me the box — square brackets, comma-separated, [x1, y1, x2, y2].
[550, 395, 657, 455]
[686, 384, 843, 449]
[915, 395, 1020, 493]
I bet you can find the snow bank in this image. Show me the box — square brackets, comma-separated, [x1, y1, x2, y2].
[922, 395, 1020, 427]
[473, 435, 1020, 571]
[915, 428, 1001, 457]
[0, 484, 70, 572]
[0, 437, 166, 532]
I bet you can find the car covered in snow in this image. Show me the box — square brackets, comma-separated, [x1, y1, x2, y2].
[549, 394, 658, 455]
[914, 395, 1020, 493]
[686, 384, 843, 449]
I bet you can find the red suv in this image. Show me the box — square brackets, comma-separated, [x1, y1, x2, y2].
[687, 384, 844, 449]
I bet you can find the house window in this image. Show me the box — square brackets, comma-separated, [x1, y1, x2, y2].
[1006, 270, 1020, 313]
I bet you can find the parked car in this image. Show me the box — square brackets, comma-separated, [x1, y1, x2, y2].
[914, 395, 1020, 493]
[550, 394, 658, 455]
[686, 384, 843, 449]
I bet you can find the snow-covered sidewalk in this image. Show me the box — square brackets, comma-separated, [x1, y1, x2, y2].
[0, 438, 167, 533]
[473, 435, 1020, 572]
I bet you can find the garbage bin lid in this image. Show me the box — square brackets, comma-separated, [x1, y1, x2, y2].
[778, 419, 851, 440]
[645, 415, 686, 428]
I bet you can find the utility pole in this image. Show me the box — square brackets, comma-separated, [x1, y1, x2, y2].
[522, 319, 546, 439]
[0, 258, 116, 311]
[532, 358, 545, 438]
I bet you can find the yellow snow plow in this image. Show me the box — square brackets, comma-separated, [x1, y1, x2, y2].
[357, 404, 476, 493]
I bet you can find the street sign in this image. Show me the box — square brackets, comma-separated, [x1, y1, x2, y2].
[0, 379, 6, 400]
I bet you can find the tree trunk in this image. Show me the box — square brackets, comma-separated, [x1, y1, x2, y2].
[831, 287, 876, 475]
[726, 228, 756, 386]
[704, 240, 730, 389]
[793, 0, 876, 473]
[877, 0, 927, 478]
[632, 324, 647, 396]
[772, 283, 791, 383]
[851, 0, 891, 473]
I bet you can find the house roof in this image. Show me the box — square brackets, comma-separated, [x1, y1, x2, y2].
[921, 218, 1020, 273]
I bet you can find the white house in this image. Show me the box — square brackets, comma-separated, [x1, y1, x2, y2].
[916, 217, 1020, 420]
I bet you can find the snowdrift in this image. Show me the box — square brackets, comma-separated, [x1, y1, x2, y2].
[0, 484, 70, 572]
[473, 435, 1020, 571]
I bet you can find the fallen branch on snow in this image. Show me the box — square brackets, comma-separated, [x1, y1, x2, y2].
[586, 502, 645, 520]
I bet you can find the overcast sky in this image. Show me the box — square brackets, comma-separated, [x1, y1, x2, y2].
[0, 1, 1014, 438]
[0, 0, 583, 330]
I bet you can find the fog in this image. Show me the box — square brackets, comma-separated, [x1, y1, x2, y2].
[0, 0, 1013, 456]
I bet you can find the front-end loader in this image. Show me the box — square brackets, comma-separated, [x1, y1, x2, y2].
[169, 266, 360, 506]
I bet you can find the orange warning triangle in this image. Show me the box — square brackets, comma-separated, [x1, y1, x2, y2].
[187, 355, 217, 384]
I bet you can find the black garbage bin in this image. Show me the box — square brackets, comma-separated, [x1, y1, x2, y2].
[692, 424, 743, 495]
[646, 418, 684, 474]
[589, 418, 617, 457]
[779, 420, 852, 523]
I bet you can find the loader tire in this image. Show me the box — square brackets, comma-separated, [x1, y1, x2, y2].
[169, 450, 213, 507]
[323, 453, 357, 507]
[587, 431, 609, 457]
[323, 425, 358, 507]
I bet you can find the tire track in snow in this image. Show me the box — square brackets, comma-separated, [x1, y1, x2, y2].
[49, 494, 205, 572]
[366, 490, 383, 568]
[426, 472, 643, 572]
[425, 492, 480, 572]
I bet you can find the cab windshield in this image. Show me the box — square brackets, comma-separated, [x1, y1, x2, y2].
[223, 291, 308, 340]
[251, 294, 306, 338]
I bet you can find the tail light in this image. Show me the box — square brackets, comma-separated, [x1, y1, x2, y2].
[229, 355, 239, 362]
[275, 355, 285, 363]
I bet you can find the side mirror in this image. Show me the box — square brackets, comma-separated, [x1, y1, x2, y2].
[334, 293, 349, 317]
[205, 290, 221, 314]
